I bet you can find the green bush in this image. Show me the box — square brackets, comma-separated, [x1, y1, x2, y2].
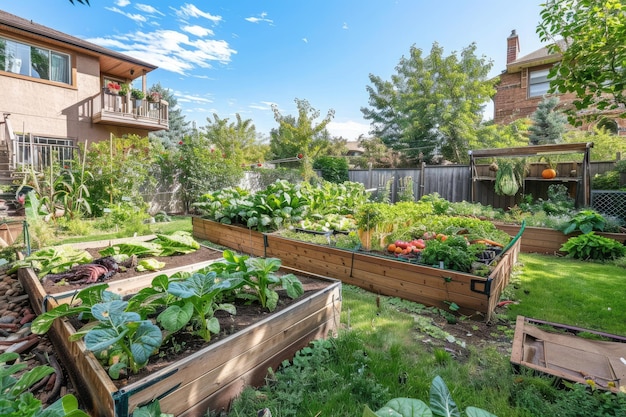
[592, 171, 620, 190]
[560, 232, 626, 261]
[558, 210, 607, 234]
[313, 156, 349, 183]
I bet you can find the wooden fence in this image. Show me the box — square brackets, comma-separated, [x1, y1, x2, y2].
[143, 160, 618, 214]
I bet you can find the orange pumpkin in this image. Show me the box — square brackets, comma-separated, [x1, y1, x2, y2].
[542, 168, 557, 179]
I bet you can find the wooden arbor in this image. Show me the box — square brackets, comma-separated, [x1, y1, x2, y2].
[468, 143, 593, 208]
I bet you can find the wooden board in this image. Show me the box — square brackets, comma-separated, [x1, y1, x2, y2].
[511, 316, 626, 392]
[192, 217, 265, 257]
[19, 265, 341, 417]
[495, 223, 626, 254]
[264, 234, 354, 280]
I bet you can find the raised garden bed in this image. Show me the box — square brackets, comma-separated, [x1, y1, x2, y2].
[19, 236, 225, 307]
[194, 218, 521, 321]
[494, 223, 626, 254]
[19, 251, 341, 417]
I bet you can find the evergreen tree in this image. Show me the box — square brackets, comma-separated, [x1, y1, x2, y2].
[528, 96, 567, 145]
[148, 83, 191, 148]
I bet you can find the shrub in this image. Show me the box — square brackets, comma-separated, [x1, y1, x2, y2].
[313, 156, 349, 183]
[560, 232, 626, 261]
[558, 210, 607, 234]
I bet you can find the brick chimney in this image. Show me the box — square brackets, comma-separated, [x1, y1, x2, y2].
[507, 29, 520, 64]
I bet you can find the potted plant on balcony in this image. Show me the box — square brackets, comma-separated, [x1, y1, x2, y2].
[131, 89, 145, 100]
[120, 83, 130, 96]
[107, 82, 121, 95]
[147, 90, 161, 103]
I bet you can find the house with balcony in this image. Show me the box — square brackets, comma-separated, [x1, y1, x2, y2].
[0, 9, 169, 184]
[492, 30, 626, 136]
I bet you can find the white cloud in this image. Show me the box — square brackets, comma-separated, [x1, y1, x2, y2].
[115, 0, 130, 7]
[327, 120, 370, 140]
[87, 29, 236, 75]
[302, 38, 308, 43]
[135, 4, 165, 16]
[105, 7, 148, 23]
[245, 12, 273, 24]
[175, 4, 222, 23]
[342, 22, 349, 30]
[182, 25, 214, 37]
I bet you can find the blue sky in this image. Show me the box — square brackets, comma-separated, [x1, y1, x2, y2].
[2, 1, 546, 140]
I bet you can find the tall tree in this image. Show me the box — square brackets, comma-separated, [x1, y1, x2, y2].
[271, 99, 335, 180]
[202, 113, 266, 166]
[528, 96, 567, 145]
[537, 0, 626, 123]
[361, 42, 496, 164]
[148, 83, 191, 148]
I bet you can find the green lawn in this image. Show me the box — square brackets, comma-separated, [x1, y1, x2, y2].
[506, 253, 626, 335]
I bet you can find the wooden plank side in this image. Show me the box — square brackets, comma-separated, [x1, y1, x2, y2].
[265, 235, 353, 280]
[495, 223, 626, 254]
[348, 269, 487, 314]
[178, 319, 339, 417]
[49, 315, 118, 417]
[192, 217, 265, 257]
[151, 303, 340, 416]
[351, 252, 489, 297]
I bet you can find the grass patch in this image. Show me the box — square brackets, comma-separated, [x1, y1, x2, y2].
[505, 253, 626, 334]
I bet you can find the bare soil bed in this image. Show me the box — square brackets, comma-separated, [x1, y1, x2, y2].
[41, 245, 224, 294]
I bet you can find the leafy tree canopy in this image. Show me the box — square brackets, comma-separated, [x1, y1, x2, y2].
[537, 0, 626, 123]
[271, 98, 335, 180]
[361, 42, 496, 164]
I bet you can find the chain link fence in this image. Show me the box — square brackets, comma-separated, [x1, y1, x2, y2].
[591, 191, 626, 222]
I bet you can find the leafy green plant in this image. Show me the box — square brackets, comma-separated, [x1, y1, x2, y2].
[210, 250, 304, 312]
[0, 352, 90, 417]
[558, 210, 607, 235]
[363, 375, 498, 417]
[157, 270, 240, 341]
[397, 176, 415, 202]
[560, 232, 626, 261]
[79, 300, 162, 377]
[420, 235, 486, 273]
[31, 285, 160, 378]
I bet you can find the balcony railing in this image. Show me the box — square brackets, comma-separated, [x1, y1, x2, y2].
[92, 89, 169, 131]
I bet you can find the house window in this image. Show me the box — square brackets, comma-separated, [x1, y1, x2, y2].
[0, 37, 71, 85]
[528, 68, 551, 98]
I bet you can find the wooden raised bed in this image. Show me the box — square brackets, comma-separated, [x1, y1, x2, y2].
[494, 223, 626, 254]
[195, 218, 521, 321]
[19, 264, 341, 417]
[192, 216, 265, 257]
[19, 237, 225, 307]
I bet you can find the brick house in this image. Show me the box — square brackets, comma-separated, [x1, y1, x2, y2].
[0, 9, 169, 181]
[492, 30, 626, 136]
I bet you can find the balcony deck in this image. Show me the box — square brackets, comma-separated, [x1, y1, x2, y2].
[92, 91, 169, 131]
